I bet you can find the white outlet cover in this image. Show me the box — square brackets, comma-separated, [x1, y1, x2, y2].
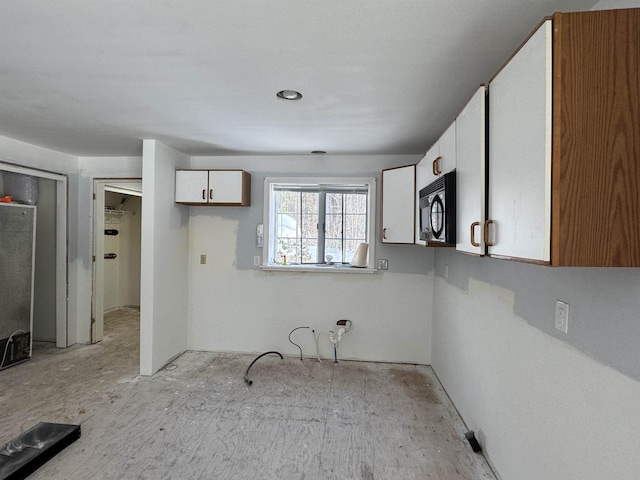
[555, 300, 569, 333]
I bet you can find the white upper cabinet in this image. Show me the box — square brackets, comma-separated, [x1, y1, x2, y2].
[175, 170, 209, 203]
[455, 85, 487, 255]
[175, 170, 251, 206]
[382, 165, 415, 244]
[437, 121, 456, 178]
[487, 20, 552, 262]
[425, 121, 456, 179]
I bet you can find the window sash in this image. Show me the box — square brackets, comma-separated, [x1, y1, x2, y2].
[264, 177, 376, 269]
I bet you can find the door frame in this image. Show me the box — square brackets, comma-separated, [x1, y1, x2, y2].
[0, 162, 68, 347]
[92, 178, 142, 343]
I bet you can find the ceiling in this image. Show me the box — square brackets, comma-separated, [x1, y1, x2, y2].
[0, 0, 599, 158]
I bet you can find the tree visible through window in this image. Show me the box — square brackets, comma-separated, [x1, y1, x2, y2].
[264, 178, 375, 268]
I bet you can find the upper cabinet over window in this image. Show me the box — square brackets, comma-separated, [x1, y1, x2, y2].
[487, 9, 640, 266]
[175, 170, 251, 206]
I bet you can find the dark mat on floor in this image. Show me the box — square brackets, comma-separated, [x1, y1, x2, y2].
[0, 422, 81, 480]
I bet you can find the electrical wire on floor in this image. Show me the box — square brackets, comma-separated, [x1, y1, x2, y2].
[288, 326, 310, 360]
[243, 351, 283, 386]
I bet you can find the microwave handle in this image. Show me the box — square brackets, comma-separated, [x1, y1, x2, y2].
[484, 220, 495, 247]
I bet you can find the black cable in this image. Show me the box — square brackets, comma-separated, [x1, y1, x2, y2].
[288, 326, 310, 360]
[243, 351, 283, 386]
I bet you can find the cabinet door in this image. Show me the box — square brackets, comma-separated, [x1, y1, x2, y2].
[382, 165, 415, 244]
[175, 170, 209, 203]
[414, 151, 434, 245]
[488, 20, 552, 262]
[438, 121, 456, 177]
[208, 170, 247, 205]
[456, 86, 486, 255]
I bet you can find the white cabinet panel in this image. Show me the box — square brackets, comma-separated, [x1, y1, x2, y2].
[456, 86, 486, 255]
[488, 20, 552, 262]
[382, 165, 415, 244]
[438, 121, 456, 178]
[175, 170, 209, 203]
[208, 171, 245, 204]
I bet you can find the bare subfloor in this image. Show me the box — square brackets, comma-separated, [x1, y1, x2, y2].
[0, 309, 495, 480]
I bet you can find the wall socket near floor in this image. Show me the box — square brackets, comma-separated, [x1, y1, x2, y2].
[200, 254, 207, 265]
[377, 259, 388, 270]
[555, 300, 569, 333]
[253, 256, 261, 267]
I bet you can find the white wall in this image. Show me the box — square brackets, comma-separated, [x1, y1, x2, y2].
[187, 155, 434, 364]
[432, 273, 640, 480]
[140, 140, 190, 375]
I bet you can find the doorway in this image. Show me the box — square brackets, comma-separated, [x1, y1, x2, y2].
[0, 163, 68, 348]
[92, 179, 142, 344]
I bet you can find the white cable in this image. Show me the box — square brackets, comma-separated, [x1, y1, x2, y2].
[313, 330, 326, 363]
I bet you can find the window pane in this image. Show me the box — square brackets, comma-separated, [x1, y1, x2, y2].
[302, 238, 318, 263]
[274, 190, 320, 264]
[324, 239, 342, 263]
[325, 213, 342, 238]
[345, 193, 367, 214]
[326, 193, 343, 214]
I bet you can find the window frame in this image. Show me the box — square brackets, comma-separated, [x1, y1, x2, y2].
[262, 176, 377, 273]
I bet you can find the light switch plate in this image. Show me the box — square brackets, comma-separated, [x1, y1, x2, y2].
[377, 259, 388, 270]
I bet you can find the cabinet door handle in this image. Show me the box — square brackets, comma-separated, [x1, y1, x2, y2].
[383, 228, 387, 240]
[470, 222, 481, 247]
[484, 220, 495, 247]
[209, 189, 213, 200]
[202, 189, 206, 200]
[432, 156, 442, 176]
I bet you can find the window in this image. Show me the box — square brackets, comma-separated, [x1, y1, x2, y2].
[263, 177, 376, 270]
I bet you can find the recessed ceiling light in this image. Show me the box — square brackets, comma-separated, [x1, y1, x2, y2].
[277, 90, 302, 100]
[311, 150, 326, 154]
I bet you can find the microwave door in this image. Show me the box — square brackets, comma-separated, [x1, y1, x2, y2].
[429, 194, 445, 240]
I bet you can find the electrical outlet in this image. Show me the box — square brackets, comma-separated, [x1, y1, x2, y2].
[377, 259, 388, 270]
[253, 256, 261, 266]
[200, 254, 207, 265]
[555, 300, 569, 333]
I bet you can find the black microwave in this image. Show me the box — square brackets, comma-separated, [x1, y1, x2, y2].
[418, 170, 456, 244]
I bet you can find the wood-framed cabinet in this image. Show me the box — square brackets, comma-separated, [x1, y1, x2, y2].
[175, 169, 251, 206]
[381, 164, 415, 244]
[455, 85, 487, 256]
[487, 8, 640, 266]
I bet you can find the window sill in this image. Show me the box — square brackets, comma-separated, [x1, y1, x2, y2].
[259, 264, 378, 274]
